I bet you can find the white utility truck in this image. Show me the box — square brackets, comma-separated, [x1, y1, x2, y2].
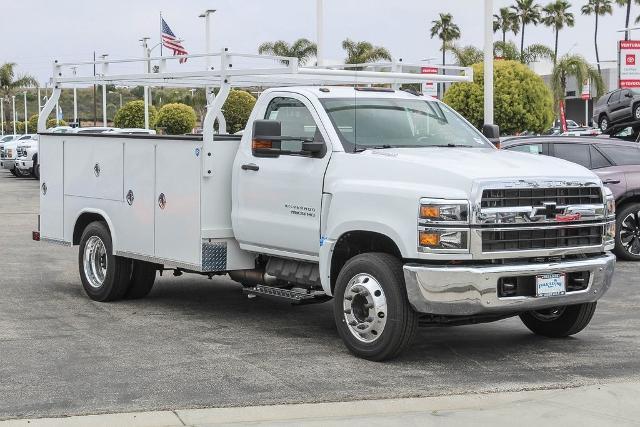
[35, 52, 616, 360]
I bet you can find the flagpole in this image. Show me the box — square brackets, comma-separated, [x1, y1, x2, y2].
[159, 11, 163, 56]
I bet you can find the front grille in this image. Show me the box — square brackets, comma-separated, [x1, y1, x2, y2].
[481, 187, 603, 208]
[482, 226, 603, 252]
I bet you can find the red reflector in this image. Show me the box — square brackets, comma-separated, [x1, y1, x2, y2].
[32, 231, 40, 241]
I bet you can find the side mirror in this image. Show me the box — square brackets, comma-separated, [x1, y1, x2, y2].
[626, 92, 634, 98]
[252, 120, 282, 157]
[482, 124, 501, 147]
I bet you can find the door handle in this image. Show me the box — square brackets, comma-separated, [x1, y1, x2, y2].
[241, 163, 259, 171]
[603, 179, 621, 185]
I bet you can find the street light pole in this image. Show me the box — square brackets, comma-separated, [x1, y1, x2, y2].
[101, 54, 109, 126]
[483, 0, 494, 126]
[23, 91, 28, 134]
[12, 96, 17, 134]
[141, 37, 151, 130]
[199, 9, 216, 71]
[0, 98, 4, 135]
[72, 66, 78, 124]
[316, 0, 324, 66]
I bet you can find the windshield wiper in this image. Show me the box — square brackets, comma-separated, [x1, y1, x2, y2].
[431, 143, 473, 148]
[353, 144, 394, 152]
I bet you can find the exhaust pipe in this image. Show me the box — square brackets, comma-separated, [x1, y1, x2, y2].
[228, 269, 277, 286]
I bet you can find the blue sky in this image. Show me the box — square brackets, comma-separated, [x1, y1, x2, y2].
[1, 0, 633, 83]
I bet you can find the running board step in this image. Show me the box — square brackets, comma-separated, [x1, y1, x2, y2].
[243, 284, 330, 305]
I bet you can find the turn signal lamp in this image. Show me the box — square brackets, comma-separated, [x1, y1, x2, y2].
[419, 231, 441, 247]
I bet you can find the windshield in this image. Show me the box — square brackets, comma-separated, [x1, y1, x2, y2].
[320, 98, 493, 151]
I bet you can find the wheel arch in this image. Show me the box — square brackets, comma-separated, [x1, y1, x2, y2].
[72, 209, 117, 251]
[616, 191, 640, 211]
[327, 230, 403, 295]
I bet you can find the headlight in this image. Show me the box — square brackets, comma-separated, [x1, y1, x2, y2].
[419, 198, 469, 224]
[605, 195, 615, 218]
[419, 228, 468, 250]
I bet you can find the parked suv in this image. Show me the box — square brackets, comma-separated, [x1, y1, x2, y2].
[502, 136, 640, 260]
[593, 89, 640, 132]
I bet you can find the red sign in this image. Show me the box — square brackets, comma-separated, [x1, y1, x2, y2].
[556, 213, 582, 223]
[421, 67, 438, 98]
[620, 40, 640, 88]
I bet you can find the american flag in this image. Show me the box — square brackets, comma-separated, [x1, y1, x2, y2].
[161, 17, 189, 63]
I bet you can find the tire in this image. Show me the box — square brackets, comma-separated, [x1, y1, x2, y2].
[333, 253, 418, 361]
[125, 260, 157, 299]
[9, 168, 17, 177]
[78, 221, 132, 302]
[614, 203, 640, 261]
[599, 116, 609, 132]
[519, 302, 597, 338]
[634, 104, 640, 121]
[15, 168, 29, 178]
[33, 163, 40, 180]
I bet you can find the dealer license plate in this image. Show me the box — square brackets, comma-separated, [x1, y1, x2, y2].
[536, 273, 566, 297]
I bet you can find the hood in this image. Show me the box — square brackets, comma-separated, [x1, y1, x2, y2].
[326, 147, 600, 199]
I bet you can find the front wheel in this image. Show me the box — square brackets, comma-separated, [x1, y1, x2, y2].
[519, 302, 597, 338]
[615, 203, 640, 261]
[599, 116, 609, 132]
[634, 104, 640, 121]
[333, 253, 418, 361]
[78, 221, 132, 302]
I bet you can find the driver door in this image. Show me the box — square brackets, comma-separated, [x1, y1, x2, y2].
[233, 93, 332, 259]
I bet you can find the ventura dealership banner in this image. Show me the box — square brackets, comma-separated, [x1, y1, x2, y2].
[620, 40, 640, 88]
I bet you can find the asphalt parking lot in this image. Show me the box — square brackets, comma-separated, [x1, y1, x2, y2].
[0, 170, 639, 421]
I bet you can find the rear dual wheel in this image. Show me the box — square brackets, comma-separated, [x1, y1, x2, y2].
[78, 221, 157, 302]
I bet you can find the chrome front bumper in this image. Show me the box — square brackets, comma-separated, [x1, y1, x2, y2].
[403, 253, 616, 316]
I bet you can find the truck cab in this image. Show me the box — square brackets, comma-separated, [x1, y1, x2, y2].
[36, 53, 616, 360]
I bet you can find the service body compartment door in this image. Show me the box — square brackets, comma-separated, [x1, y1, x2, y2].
[118, 141, 156, 256]
[64, 138, 124, 201]
[39, 136, 64, 240]
[154, 143, 201, 266]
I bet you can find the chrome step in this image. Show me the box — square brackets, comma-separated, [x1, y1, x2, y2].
[243, 284, 330, 305]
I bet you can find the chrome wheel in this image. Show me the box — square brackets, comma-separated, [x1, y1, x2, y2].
[530, 307, 566, 322]
[620, 210, 640, 255]
[83, 236, 108, 289]
[342, 273, 387, 343]
[635, 106, 640, 120]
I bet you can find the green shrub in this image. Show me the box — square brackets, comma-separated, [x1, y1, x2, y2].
[113, 100, 157, 129]
[27, 115, 68, 132]
[7, 121, 25, 134]
[443, 60, 554, 135]
[221, 90, 256, 134]
[155, 103, 197, 135]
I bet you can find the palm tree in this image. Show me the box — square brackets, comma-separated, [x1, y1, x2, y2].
[448, 44, 484, 67]
[494, 41, 555, 64]
[341, 39, 392, 64]
[493, 7, 521, 43]
[430, 13, 461, 69]
[0, 63, 38, 125]
[258, 38, 318, 65]
[511, 0, 542, 62]
[581, 0, 613, 77]
[550, 54, 604, 117]
[616, 0, 640, 39]
[542, 1, 575, 64]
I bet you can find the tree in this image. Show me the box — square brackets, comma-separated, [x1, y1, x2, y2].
[582, 0, 613, 77]
[617, 0, 640, 39]
[28, 115, 70, 130]
[550, 54, 604, 109]
[443, 60, 554, 134]
[494, 41, 555, 64]
[113, 100, 158, 129]
[493, 7, 520, 43]
[341, 39, 392, 65]
[511, 0, 542, 62]
[221, 90, 256, 134]
[429, 13, 461, 69]
[155, 103, 197, 135]
[542, 1, 576, 63]
[448, 44, 484, 67]
[258, 39, 318, 65]
[0, 63, 38, 124]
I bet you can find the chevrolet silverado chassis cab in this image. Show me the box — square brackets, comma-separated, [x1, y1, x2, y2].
[35, 53, 616, 360]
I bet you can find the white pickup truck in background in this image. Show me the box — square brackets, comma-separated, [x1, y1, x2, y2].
[35, 53, 616, 360]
